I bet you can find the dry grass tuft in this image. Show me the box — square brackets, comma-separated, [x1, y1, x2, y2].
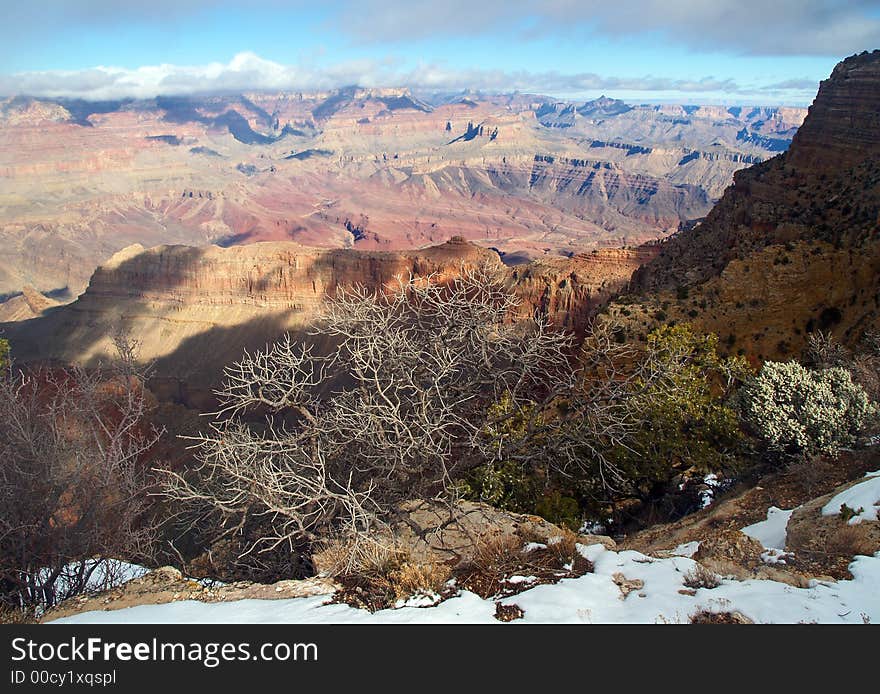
[326, 529, 597, 609]
[494, 603, 525, 622]
[456, 532, 593, 599]
[315, 534, 411, 576]
[825, 525, 876, 558]
[546, 529, 579, 566]
[683, 563, 722, 590]
[321, 536, 452, 611]
[470, 534, 531, 577]
[381, 562, 452, 604]
[690, 609, 752, 624]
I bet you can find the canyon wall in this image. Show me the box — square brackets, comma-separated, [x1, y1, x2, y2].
[0, 90, 804, 298]
[620, 50, 880, 359]
[2, 235, 652, 404]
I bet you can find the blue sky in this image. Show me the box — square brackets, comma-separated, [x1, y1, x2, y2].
[1, 1, 877, 104]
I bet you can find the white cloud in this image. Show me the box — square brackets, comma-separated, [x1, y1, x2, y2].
[0, 52, 821, 103]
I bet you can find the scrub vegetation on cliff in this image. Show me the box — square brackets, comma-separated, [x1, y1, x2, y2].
[3, 52, 880, 625]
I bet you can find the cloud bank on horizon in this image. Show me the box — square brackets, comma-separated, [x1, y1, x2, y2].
[0, 52, 823, 103]
[1, 0, 876, 103]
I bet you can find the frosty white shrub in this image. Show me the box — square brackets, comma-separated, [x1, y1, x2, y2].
[739, 361, 876, 456]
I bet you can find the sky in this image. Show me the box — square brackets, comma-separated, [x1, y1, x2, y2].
[0, 1, 878, 105]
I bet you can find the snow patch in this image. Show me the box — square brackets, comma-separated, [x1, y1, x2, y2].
[761, 549, 793, 565]
[821, 471, 880, 525]
[700, 474, 720, 509]
[506, 575, 537, 585]
[741, 506, 795, 550]
[671, 541, 700, 557]
[47, 544, 880, 625]
[523, 542, 547, 552]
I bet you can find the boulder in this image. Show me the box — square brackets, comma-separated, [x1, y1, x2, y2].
[694, 529, 765, 575]
[693, 529, 813, 588]
[312, 499, 615, 573]
[391, 499, 617, 566]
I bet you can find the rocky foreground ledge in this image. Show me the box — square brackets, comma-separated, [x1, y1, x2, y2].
[42, 570, 340, 622]
[42, 454, 880, 624]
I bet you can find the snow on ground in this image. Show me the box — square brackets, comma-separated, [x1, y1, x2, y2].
[671, 541, 700, 557]
[41, 559, 148, 597]
[822, 470, 880, 525]
[741, 507, 796, 550]
[49, 544, 880, 625]
[699, 474, 720, 509]
[760, 550, 794, 565]
[83, 560, 149, 589]
[45, 472, 880, 624]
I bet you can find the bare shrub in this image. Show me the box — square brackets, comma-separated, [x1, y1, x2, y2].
[848, 354, 880, 405]
[804, 330, 880, 405]
[184, 531, 311, 584]
[683, 563, 722, 589]
[159, 265, 575, 572]
[0, 351, 161, 611]
[159, 266, 742, 577]
[803, 330, 850, 369]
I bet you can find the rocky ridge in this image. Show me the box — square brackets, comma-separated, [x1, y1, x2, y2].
[0, 89, 804, 298]
[1, 238, 492, 388]
[619, 51, 880, 359]
[2, 236, 651, 400]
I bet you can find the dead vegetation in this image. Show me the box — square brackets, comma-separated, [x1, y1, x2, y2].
[682, 563, 722, 590]
[324, 528, 593, 611]
[824, 524, 877, 558]
[158, 265, 580, 578]
[494, 603, 525, 622]
[781, 519, 880, 581]
[323, 538, 454, 612]
[690, 610, 753, 624]
[0, 338, 162, 612]
[455, 530, 592, 600]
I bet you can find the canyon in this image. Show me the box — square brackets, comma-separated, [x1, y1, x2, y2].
[1, 237, 656, 405]
[6, 50, 879, 396]
[0, 88, 804, 301]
